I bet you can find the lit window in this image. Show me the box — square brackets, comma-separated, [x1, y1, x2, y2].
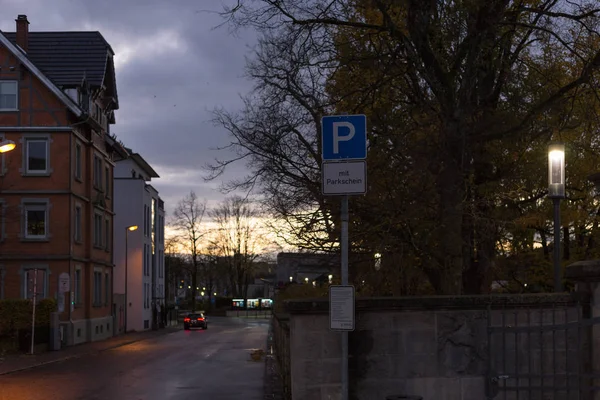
[24, 203, 47, 239]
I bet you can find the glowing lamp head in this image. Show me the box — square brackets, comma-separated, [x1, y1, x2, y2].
[548, 143, 565, 198]
[127, 225, 138, 231]
[0, 140, 15, 153]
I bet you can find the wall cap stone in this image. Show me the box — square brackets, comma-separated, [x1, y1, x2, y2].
[283, 293, 588, 314]
[566, 259, 600, 282]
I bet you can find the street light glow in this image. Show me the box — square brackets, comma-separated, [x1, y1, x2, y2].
[127, 225, 138, 231]
[0, 139, 15, 153]
[548, 143, 565, 198]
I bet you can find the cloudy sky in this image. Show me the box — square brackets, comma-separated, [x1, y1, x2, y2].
[0, 0, 257, 217]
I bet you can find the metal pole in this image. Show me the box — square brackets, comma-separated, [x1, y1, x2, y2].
[30, 269, 37, 355]
[125, 230, 129, 333]
[553, 198, 563, 292]
[341, 195, 349, 400]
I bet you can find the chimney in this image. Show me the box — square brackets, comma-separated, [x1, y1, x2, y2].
[15, 15, 29, 52]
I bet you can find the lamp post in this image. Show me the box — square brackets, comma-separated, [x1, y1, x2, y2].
[548, 143, 565, 292]
[124, 225, 138, 332]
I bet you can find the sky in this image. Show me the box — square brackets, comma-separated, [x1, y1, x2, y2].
[0, 0, 257, 218]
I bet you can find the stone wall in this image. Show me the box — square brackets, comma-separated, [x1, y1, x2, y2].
[281, 293, 588, 400]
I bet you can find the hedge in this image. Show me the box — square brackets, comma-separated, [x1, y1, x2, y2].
[0, 298, 56, 353]
[274, 283, 328, 313]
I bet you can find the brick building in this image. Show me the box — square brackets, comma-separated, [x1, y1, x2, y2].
[0, 15, 126, 344]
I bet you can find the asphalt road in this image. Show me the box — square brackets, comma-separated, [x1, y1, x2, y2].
[0, 317, 269, 400]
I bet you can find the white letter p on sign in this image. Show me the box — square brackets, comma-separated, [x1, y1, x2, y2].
[332, 121, 355, 154]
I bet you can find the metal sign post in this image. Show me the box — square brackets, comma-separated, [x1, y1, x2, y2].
[321, 114, 367, 400]
[341, 195, 349, 400]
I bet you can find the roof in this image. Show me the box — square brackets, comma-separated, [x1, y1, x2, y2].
[123, 147, 160, 179]
[0, 32, 82, 117]
[3, 31, 114, 88]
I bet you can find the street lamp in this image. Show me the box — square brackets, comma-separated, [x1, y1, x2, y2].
[0, 139, 15, 153]
[548, 143, 565, 292]
[124, 225, 138, 332]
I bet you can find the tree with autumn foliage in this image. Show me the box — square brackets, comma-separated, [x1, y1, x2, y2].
[216, 0, 600, 295]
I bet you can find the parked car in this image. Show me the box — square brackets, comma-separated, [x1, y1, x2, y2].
[184, 313, 208, 330]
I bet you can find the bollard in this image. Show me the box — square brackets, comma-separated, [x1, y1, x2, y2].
[386, 396, 422, 400]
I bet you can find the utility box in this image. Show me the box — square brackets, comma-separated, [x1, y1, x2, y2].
[48, 312, 61, 351]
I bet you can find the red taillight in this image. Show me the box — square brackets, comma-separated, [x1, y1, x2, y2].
[184, 318, 190, 322]
[197, 318, 204, 321]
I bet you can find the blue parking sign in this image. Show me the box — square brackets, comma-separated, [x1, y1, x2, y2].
[321, 115, 367, 160]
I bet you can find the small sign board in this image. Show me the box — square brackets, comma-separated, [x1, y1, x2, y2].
[329, 285, 355, 331]
[58, 273, 70, 293]
[322, 161, 367, 195]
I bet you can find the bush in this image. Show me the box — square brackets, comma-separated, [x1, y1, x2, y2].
[0, 298, 56, 353]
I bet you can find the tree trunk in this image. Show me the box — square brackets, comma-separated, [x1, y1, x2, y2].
[436, 136, 465, 295]
[191, 265, 198, 311]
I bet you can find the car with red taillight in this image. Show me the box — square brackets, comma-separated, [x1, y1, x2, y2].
[184, 313, 208, 330]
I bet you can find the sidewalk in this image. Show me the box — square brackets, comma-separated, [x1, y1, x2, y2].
[0, 324, 181, 376]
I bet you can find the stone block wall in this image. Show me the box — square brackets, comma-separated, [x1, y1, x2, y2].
[285, 294, 587, 400]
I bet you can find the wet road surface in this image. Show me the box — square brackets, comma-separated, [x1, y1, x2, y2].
[0, 317, 269, 400]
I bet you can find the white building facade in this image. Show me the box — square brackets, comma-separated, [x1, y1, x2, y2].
[113, 150, 165, 332]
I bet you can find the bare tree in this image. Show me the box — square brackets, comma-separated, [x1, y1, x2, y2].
[171, 191, 207, 311]
[164, 235, 186, 305]
[208, 196, 263, 299]
[206, 22, 339, 252]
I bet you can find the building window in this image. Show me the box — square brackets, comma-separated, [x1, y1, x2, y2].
[74, 205, 82, 242]
[104, 272, 110, 306]
[0, 267, 5, 299]
[146, 245, 151, 276]
[24, 268, 47, 299]
[23, 202, 48, 239]
[93, 213, 103, 247]
[75, 267, 82, 305]
[144, 244, 149, 276]
[0, 200, 5, 241]
[26, 139, 48, 173]
[93, 155, 103, 190]
[0, 81, 18, 110]
[93, 270, 102, 306]
[75, 143, 82, 180]
[143, 205, 148, 236]
[105, 166, 110, 197]
[143, 283, 147, 309]
[104, 217, 110, 251]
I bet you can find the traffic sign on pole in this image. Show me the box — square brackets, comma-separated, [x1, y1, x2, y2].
[321, 114, 367, 160]
[321, 113, 367, 400]
[322, 161, 367, 195]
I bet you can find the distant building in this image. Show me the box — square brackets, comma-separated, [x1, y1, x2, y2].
[113, 148, 165, 332]
[276, 252, 339, 287]
[0, 15, 125, 345]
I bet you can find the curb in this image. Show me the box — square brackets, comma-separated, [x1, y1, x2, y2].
[0, 327, 180, 376]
